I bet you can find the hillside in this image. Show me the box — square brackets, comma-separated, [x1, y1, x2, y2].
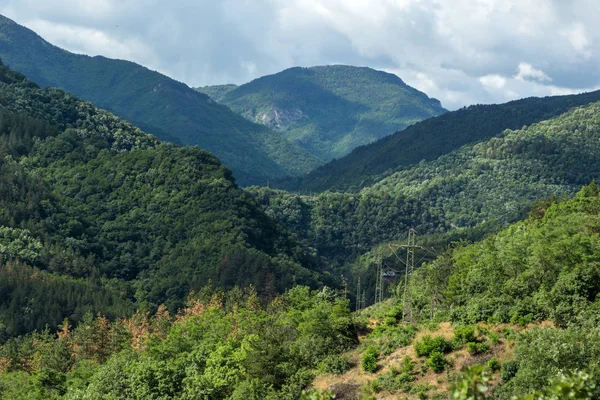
[197, 66, 446, 161]
[280, 90, 600, 192]
[0, 14, 321, 185]
[3, 186, 600, 399]
[249, 100, 600, 268]
[0, 61, 326, 339]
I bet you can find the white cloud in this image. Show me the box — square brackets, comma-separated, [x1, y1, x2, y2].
[515, 62, 552, 83]
[480, 74, 507, 90]
[1, 0, 599, 110]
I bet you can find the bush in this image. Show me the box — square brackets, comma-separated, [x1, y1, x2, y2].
[487, 357, 501, 372]
[401, 355, 415, 374]
[414, 335, 452, 357]
[397, 372, 416, 384]
[489, 332, 500, 345]
[361, 347, 379, 373]
[428, 351, 447, 373]
[453, 325, 477, 345]
[317, 355, 350, 374]
[466, 342, 491, 355]
[500, 360, 519, 382]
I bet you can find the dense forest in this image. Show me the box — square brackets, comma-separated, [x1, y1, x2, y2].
[249, 100, 600, 272]
[0, 60, 328, 339]
[1, 16, 600, 398]
[2, 186, 600, 399]
[198, 66, 446, 162]
[280, 90, 600, 192]
[0, 14, 320, 185]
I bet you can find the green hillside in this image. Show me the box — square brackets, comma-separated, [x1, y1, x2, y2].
[281, 90, 600, 192]
[0, 60, 325, 338]
[3, 186, 600, 399]
[197, 65, 446, 161]
[249, 100, 600, 267]
[0, 15, 320, 186]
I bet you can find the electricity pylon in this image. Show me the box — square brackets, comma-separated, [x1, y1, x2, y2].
[388, 228, 418, 322]
[374, 254, 384, 304]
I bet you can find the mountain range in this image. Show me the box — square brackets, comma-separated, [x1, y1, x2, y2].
[0, 14, 321, 185]
[197, 65, 446, 162]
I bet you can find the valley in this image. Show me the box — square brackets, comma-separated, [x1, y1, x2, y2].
[0, 8, 599, 399]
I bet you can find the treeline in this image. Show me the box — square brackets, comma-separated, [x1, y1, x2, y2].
[250, 100, 600, 272]
[0, 286, 356, 400]
[281, 89, 600, 193]
[0, 60, 327, 338]
[405, 182, 600, 328]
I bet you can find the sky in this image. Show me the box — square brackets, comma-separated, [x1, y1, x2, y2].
[1, 0, 599, 110]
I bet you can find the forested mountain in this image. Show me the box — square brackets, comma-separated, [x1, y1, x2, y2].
[3, 186, 600, 399]
[0, 60, 326, 339]
[249, 99, 600, 266]
[0, 14, 320, 185]
[281, 90, 600, 192]
[197, 65, 446, 161]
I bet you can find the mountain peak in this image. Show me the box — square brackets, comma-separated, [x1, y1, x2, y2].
[198, 65, 446, 162]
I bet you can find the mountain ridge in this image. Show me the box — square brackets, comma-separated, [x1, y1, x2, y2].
[197, 65, 447, 161]
[278, 90, 600, 192]
[0, 14, 320, 185]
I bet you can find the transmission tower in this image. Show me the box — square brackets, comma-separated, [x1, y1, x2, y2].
[356, 277, 362, 311]
[374, 254, 384, 304]
[388, 228, 418, 322]
[403, 228, 416, 321]
[361, 290, 366, 309]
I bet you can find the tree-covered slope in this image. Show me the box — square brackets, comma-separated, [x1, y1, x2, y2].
[281, 90, 600, 192]
[249, 100, 600, 266]
[0, 14, 320, 186]
[0, 60, 326, 338]
[197, 65, 446, 162]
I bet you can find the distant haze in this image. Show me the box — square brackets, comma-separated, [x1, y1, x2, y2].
[1, 0, 599, 110]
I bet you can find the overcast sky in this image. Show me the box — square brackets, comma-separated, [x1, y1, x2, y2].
[1, 0, 599, 109]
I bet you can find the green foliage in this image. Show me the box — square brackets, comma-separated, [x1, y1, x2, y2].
[427, 351, 447, 373]
[0, 286, 358, 399]
[487, 357, 501, 373]
[0, 61, 328, 338]
[414, 335, 452, 357]
[403, 182, 600, 326]
[0, 16, 321, 185]
[497, 328, 600, 397]
[199, 65, 446, 162]
[466, 342, 490, 356]
[453, 368, 600, 400]
[283, 89, 600, 193]
[453, 326, 477, 346]
[316, 354, 350, 374]
[361, 346, 379, 373]
[500, 360, 520, 383]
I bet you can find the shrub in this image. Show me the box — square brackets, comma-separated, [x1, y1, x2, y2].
[487, 357, 501, 372]
[428, 351, 447, 373]
[401, 355, 415, 374]
[453, 325, 477, 345]
[361, 347, 379, 373]
[466, 342, 491, 355]
[414, 335, 452, 357]
[384, 316, 397, 326]
[397, 372, 416, 384]
[317, 355, 350, 374]
[489, 332, 500, 345]
[500, 360, 519, 382]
